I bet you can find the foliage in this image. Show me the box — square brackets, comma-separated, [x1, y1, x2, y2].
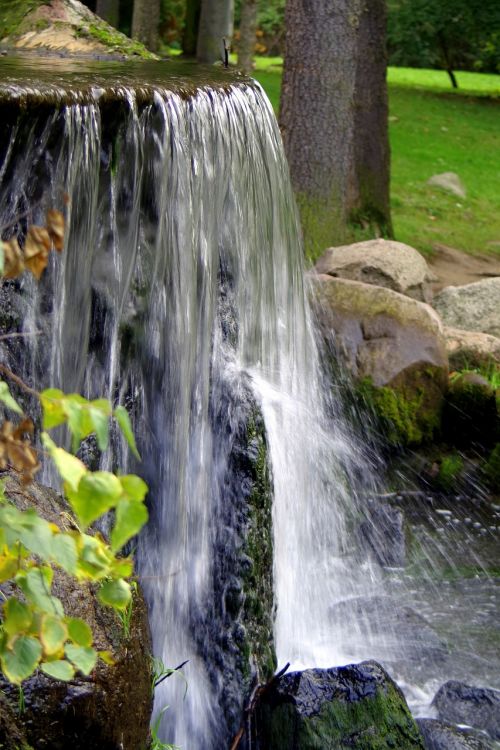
[435, 454, 464, 492]
[387, 0, 500, 76]
[0, 211, 148, 686]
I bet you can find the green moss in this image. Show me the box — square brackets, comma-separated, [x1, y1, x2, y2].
[84, 23, 156, 59]
[261, 674, 424, 750]
[435, 453, 464, 492]
[239, 412, 276, 685]
[0, 0, 45, 39]
[356, 375, 440, 448]
[485, 443, 500, 492]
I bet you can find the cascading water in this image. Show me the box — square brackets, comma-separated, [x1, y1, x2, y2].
[1, 56, 498, 749]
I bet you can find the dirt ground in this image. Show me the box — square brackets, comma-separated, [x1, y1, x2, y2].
[428, 243, 500, 293]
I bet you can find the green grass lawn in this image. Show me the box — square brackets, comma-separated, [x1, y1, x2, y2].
[250, 60, 500, 258]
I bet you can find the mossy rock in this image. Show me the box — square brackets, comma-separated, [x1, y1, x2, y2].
[443, 372, 499, 448]
[255, 660, 425, 750]
[484, 444, 500, 493]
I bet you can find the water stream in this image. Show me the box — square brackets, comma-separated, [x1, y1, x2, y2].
[0, 56, 498, 748]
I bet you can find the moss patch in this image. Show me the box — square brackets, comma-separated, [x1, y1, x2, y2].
[75, 21, 155, 59]
[485, 443, 500, 493]
[0, 0, 45, 39]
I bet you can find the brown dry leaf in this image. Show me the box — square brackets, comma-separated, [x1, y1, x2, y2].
[2, 238, 25, 279]
[0, 419, 40, 483]
[46, 210, 65, 252]
[24, 226, 51, 280]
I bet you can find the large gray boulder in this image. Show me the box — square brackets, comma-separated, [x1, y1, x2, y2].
[0, 473, 153, 750]
[444, 326, 500, 370]
[311, 276, 448, 387]
[314, 238, 434, 302]
[432, 681, 500, 741]
[432, 279, 500, 337]
[254, 660, 425, 750]
[417, 718, 495, 750]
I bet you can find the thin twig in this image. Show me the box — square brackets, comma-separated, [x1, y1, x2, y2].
[0, 364, 38, 397]
[154, 660, 189, 688]
[0, 332, 42, 342]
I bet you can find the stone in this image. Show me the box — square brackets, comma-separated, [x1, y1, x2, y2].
[0, 472, 153, 750]
[444, 326, 500, 371]
[417, 718, 495, 750]
[443, 372, 498, 448]
[432, 681, 500, 741]
[254, 660, 425, 749]
[312, 276, 448, 445]
[428, 172, 467, 199]
[358, 502, 406, 567]
[432, 278, 500, 338]
[314, 238, 435, 302]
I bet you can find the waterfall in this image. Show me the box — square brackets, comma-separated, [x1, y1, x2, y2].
[4, 57, 496, 750]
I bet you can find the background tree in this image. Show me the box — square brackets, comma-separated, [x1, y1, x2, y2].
[182, 0, 201, 55]
[279, 0, 392, 260]
[196, 0, 234, 64]
[95, 0, 119, 27]
[132, 0, 161, 52]
[237, 0, 258, 73]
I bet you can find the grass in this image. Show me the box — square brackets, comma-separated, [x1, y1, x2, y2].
[247, 58, 500, 259]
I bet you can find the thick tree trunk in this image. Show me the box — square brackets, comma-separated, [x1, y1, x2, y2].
[238, 0, 258, 74]
[132, 0, 160, 53]
[279, 0, 392, 258]
[95, 0, 119, 27]
[196, 0, 234, 64]
[182, 0, 202, 56]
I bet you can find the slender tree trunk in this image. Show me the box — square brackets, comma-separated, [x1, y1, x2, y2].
[238, 0, 258, 74]
[438, 32, 458, 88]
[95, 0, 119, 27]
[279, 0, 392, 258]
[196, 0, 234, 64]
[182, 0, 202, 56]
[132, 0, 160, 53]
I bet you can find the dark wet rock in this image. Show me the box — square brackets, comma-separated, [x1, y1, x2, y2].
[254, 660, 425, 749]
[443, 373, 498, 449]
[432, 681, 500, 741]
[417, 718, 495, 750]
[358, 501, 406, 567]
[0, 473, 153, 750]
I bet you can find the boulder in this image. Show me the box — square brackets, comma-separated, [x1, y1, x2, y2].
[432, 681, 500, 741]
[432, 279, 500, 338]
[314, 239, 435, 302]
[427, 173, 466, 199]
[443, 372, 498, 448]
[0, 472, 153, 750]
[254, 660, 425, 749]
[357, 502, 406, 567]
[312, 276, 448, 445]
[444, 327, 500, 371]
[417, 718, 495, 750]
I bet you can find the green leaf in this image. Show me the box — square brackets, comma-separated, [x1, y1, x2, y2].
[0, 381, 23, 415]
[110, 557, 133, 578]
[42, 433, 86, 491]
[15, 509, 54, 561]
[119, 475, 148, 502]
[66, 618, 92, 648]
[110, 500, 148, 553]
[2, 598, 33, 636]
[40, 615, 67, 656]
[65, 644, 97, 675]
[1, 636, 42, 684]
[66, 471, 122, 528]
[51, 534, 78, 575]
[41, 659, 75, 681]
[89, 406, 109, 452]
[77, 535, 112, 579]
[16, 567, 63, 616]
[63, 394, 93, 452]
[98, 650, 115, 666]
[114, 405, 140, 460]
[98, 579, 131, 610]
[39, 388, 66, 430]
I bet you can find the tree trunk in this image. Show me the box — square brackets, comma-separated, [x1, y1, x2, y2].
[279, 0, 392, 258]
[182, 0, 202, 56]
[132, 0, 160, 53]
[95, 0, 119, 27]
[196, 0, 234, 64]
[238, 0, 258, 74]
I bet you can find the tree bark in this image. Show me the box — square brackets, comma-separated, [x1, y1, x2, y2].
[238, 0, 258, 74]
[95, 0, 119, 28]
[279, 0, 392, 258]
[196, 0, 234, 64]
[182, 0, 202, 56]
[132, 0, 160, 53]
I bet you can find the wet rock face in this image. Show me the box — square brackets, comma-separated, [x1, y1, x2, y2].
[254, 660, 425, 750]
[432, 681, 500, 741]
[357, 501, 406, 568]
[0, 473, 153, 750]
[417, 718, 495, 750]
